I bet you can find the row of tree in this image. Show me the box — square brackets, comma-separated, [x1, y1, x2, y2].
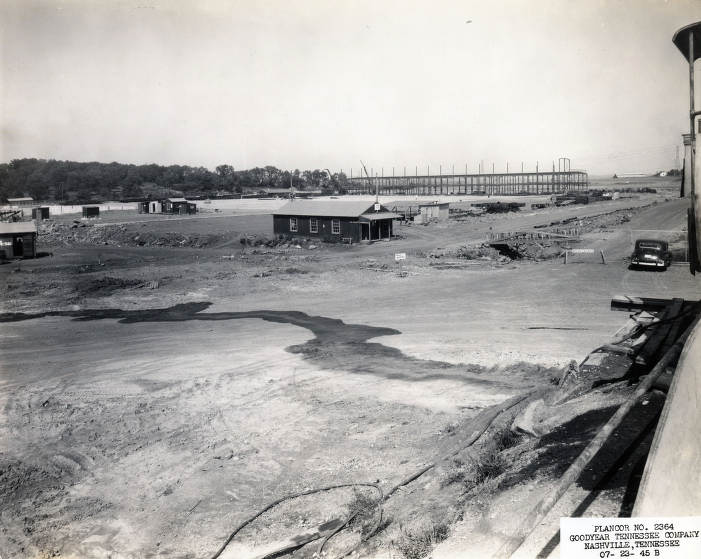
[0, 159, 351, 202]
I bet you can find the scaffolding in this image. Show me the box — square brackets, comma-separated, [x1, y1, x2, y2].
[344, 170, 588, 196]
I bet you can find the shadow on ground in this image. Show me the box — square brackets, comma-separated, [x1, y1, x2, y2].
[0, 302, 558, 387]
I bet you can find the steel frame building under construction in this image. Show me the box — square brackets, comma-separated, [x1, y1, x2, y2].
[344, 169, 589, 196]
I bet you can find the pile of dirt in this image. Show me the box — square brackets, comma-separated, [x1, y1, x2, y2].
[241, 235, 320, 250]
[38, 222, 325, 251]
[455, 244, 504, 260]
[427, 244, 508, 263]
[490, 239, 564, 261]
[39, 221, 227, 248]
[567, 206, 649, 234]
[73, 276, 155, 297]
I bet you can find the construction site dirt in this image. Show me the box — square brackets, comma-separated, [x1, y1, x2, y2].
[1, 182, 700, 559]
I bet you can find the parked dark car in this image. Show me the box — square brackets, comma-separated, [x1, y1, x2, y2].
[630, 239, 672, 270]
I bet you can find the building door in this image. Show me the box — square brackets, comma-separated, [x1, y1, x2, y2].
[361, 223, 369, 240]
[12, 236, 23, 257]
[380, 221, 389, 238]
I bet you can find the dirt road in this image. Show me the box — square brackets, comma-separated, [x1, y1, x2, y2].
[0, 194, 698, 559]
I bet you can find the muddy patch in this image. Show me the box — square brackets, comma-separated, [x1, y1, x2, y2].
[0, 303, 559, 388]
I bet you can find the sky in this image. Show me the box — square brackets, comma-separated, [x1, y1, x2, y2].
[2, 0, 701, 176]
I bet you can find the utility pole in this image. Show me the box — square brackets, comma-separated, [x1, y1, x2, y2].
[676, 145, 681, 170]
[360, 160, 377, 202]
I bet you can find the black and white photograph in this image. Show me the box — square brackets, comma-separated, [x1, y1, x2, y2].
[1, 1, 701, 558]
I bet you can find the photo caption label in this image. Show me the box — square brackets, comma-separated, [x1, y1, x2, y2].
[561, 517, 701, 559]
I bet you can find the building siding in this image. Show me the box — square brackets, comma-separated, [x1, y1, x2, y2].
[0, 233, 37, 258]
[274, 215, 362, 242]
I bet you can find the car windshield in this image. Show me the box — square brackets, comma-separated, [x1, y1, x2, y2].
[637, 242, 665, 251]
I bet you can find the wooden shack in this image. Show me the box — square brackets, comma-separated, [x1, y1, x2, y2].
[31, 207, 50, 220]
[0, 221, 37, 259]
[6, 197, 34, 207]
[273, 200, 400, 243]
[415, 202, 450, 223]
[163, 198, 197, 215]
[138, 200, 164, 214]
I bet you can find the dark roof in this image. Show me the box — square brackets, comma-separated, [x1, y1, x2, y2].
[275, 200, 384, 217]
[636, 239, 668, 247]
[0, 221, 37, 234]
[673, 21, 701, 62]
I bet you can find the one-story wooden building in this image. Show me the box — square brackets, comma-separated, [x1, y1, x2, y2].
[31, 207, 51, 220]
[6, 197, 34, 207]
[82, 206, 100, 218]
[138, 200, 164, 214]
[139, 198, 197, 214]
[0, 221, 37, 259]
[163, 198, 197, 214]
[273, 200, 400, 242]
[415, 202, 450, 223]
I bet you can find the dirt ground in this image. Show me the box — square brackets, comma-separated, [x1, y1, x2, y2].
[1, 181, 699, 559]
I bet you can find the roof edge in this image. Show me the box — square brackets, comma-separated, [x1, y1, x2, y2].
[673, 21, 701, 62]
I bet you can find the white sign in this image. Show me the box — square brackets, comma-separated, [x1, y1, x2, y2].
[570, 248, 595, 254]
[374, 203, 381, 211]
[395, 253, 406, 261]
[561, 517, 701, 559]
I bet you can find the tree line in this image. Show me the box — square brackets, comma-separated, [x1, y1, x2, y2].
[0, 158, 350, 202]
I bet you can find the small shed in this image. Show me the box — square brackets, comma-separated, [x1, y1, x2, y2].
[6, 197, 34, 207]
[415, 202, 450, 223]
[138, 200, 163, 214]
[0, 221, 37, 259]
[82, 206, 100, 218]
[32, 207, 50, 220]
[163, 198, 197, 214]
[273, 200, 400, 242]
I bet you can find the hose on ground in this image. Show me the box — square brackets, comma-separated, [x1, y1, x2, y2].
[208, 392, 530, 559]
[208, 483, 381, 559]
[317, 483, 384, 557]
[332, 393, 531, 559]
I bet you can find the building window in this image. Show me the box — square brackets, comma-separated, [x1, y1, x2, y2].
[331, 219, 340, 234]
[290, 217, 298, 232]
[310, 217, 318, 233]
